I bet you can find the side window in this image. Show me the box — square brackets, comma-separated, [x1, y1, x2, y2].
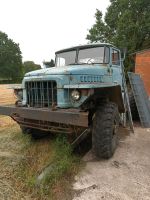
[112, 49, 120, 65]
[57, 57, 65, 67]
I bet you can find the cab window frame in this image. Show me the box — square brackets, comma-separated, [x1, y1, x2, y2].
[111, 48, 120, 66]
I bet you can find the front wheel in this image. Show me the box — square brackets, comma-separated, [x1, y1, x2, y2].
[20, 126, 49, 139]
[92, 102, 119, 159]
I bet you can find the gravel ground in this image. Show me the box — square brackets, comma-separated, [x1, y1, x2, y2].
[73, 126, 150, 200]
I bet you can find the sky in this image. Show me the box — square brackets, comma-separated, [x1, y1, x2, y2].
[0, 0, 110, 66]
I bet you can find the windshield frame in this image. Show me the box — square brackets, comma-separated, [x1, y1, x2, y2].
[55, 45, 110, 67]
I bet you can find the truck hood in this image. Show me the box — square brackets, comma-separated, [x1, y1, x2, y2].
[25, 64, 109, 77]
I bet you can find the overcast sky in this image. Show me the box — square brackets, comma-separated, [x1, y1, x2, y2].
[0, 0, 110, 65]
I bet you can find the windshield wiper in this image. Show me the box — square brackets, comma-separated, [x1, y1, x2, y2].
[68, 62, 102, 65]
[78, 62, 88, 65]
[78, 62, 101, 65]
[68, 63, 77, 65]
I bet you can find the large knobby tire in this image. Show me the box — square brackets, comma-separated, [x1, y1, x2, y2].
[129, 93, 139, 120]
[21, 126, 32, 134]
[20, 126, 49, 139]
[92, 102, 119, 159]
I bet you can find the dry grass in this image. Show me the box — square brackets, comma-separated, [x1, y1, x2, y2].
[0, 116, 16, 127]
[0, 85, 81, 199]
[0, 117, 81, 200]
[0, 84, 17, 105]
[0, 122, 31, 200]
[0, 84, 17, 127]
[18, 135, 81, 200]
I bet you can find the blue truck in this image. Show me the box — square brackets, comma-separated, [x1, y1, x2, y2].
[0, 43, 131, 159]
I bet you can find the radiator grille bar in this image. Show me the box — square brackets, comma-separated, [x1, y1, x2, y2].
[25, 81, 57, 108]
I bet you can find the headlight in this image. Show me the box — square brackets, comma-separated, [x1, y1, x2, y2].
[71, 90, 81, 101]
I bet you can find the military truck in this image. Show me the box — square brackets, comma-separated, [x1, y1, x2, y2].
[0, 43, 131, 159]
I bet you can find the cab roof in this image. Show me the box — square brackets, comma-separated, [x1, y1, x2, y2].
[55, 43, 118, 54]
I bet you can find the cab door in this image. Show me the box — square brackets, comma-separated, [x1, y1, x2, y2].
[111, 48, 123, 88]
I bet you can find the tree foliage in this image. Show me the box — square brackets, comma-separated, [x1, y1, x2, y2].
[43, 59, 55, 68]
[0, 31, 23, 81]
[87, 0, 150, 55]
[23, 61, 41, 74]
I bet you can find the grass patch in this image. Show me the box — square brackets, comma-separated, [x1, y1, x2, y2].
[0, 120, 82, 199]
[17, 134, 82, 200]
[43, 136, 81, 199]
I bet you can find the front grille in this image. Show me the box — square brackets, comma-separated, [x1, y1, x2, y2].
[25, 81, 57, 107]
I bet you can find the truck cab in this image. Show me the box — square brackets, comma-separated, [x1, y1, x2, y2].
[22, 43, 124, 112]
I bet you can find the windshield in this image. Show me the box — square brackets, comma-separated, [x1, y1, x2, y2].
[56, 46, 109, 67]
[56, 50, 76, 67]
[78, 47, 109, 64]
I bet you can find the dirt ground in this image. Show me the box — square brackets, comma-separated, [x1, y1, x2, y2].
[73, 126, 150, 200]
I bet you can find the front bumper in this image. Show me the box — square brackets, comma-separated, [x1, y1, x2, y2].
[0, 106, 88, 129]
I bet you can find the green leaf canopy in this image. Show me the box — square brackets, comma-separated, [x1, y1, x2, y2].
[87, 0, 150, 54]
[0, 31, 23, 81]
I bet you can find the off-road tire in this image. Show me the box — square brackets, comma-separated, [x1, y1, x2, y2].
[129, 93, 139, 120]
[92, 102, 119, 159]
[21, 126, 32, 134]
[20, 126, 49, 139]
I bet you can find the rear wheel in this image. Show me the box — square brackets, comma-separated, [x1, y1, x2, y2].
[92, 102, 119, 159]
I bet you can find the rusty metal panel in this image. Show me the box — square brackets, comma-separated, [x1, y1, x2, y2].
[0, 106, 88, 127]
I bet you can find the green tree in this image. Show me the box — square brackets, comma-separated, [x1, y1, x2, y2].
[87, 10, 108, 43]
[0, 31, 23, 81]
[23, 61, 41, 74]
[87, 0, 150, 55]
[43, 59, 55, 68]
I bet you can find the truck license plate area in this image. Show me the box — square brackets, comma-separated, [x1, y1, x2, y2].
[25, 81, 57, 107]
